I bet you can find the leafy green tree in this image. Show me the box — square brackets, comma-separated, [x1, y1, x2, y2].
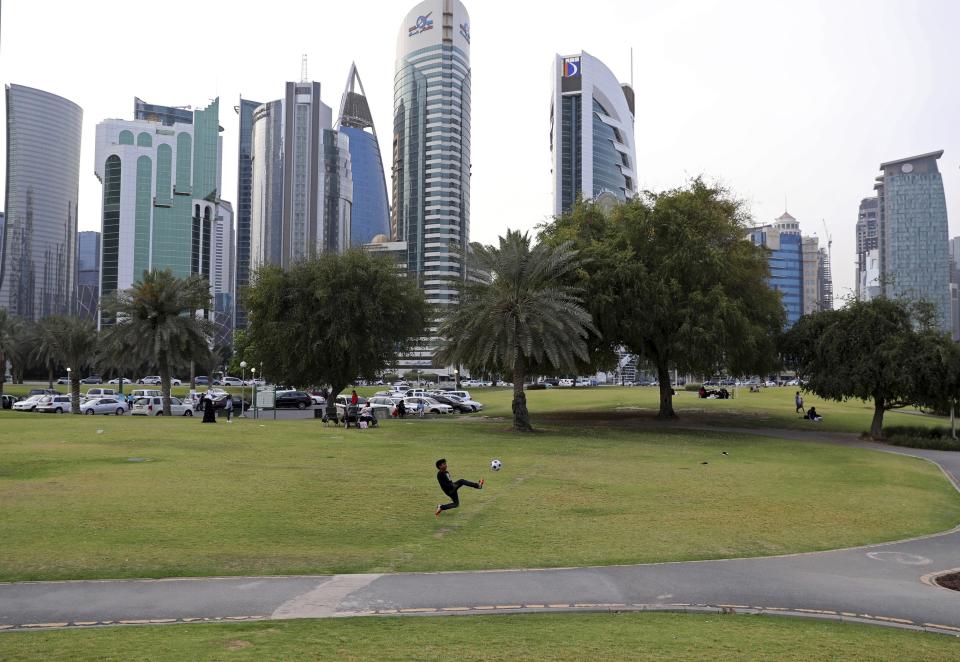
[101, 269, 212, 415]
[0, 309, 26, 396]
[33, 316, 98, 414]
[540, 179, 784, 419]
[435, 230, 596, 432]
[246, 250, 430, 418]
[781, 298, 950, 440]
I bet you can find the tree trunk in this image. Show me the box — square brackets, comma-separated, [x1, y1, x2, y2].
[47, 366, 54, 390]
[160, 354, 172, 416]
[326, 382, 345, 421]
[870, 396, 885, 440]
[511, 366, 532, 432]
[71, 374, 81, 415]
[656, 358, 676, 419]
[190, 360, 196, 391]
[0, 350, 5, 398]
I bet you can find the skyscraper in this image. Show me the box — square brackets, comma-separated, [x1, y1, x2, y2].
[337, 64, 390, 246]
[76, 231, 101, 321]
[249, 80, 351, 271]
[234, 97, 262, 331]
[748, 212, 803, 327]
[0, 84, 82, 322]
[949, 236, 960, 341]
[94, 98, 228, 326]
[551, 51, 637, 216]
[393, 0, 471, 304]
[855, 197, 879, 300]
[875, 151, 950, 330]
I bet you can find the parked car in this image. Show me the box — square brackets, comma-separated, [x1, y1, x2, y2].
[56, 375, 70, 385]
[403, 396, 453, 415]
[132, 396, 194, 416]
[83, 388, 117, 400]
[129, 389, 162, 400]
[309, 392, 327, 406]
[27, 388, 60, 397]
[220, 376, 244, 387]
[81, 398, 127, 415]
[36, 395, 73, 414]
[429, 393, 473, 413]
[107, 377, 133, 385]
[368, 396, 400, 416]
[1, 394, 20, 409]
[12, 395, 45, 411]
[80, 375, 102, 384]
[404, 388, 427, 398]
[195, 376, 210, 386]
[138, 376, 179, 386]
[452, 394, 484, 412]
[444, 390, 473, 402]
[275, 390, 313, 409]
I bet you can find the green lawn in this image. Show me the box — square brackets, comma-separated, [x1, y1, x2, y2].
[1, 406, 957, 581]
[1, 613, 958, 661]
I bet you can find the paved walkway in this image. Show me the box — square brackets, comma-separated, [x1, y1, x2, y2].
[2, 427, 959, 635]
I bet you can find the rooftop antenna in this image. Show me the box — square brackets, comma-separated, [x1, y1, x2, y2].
[300, 54, 309, 83]
[630, 47, 634, 88]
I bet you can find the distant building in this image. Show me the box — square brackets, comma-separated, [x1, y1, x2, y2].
[233, 98, 261, 331]
[855, 197, 879, 300]
[748, 212, 803, 327]
[859, 248, 882, 302]
[94, 98, 227, 326]
[949, 237, 960, 341]
[874, 151, 950, 330]
[77, 231, 101, 321]
[551, 50, 637, 216]
[337, 64, 390, 247]
[133, 97, 193, 127]
[0, 212, 4, 268]
[0, 84, 82, 322]
[249, 80, 351, 272]
[801, 237, 821, 316]
[211, 201, 235, 346]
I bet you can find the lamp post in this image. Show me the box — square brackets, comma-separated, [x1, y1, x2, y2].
[251, 367, 257, 420]
[454, 369, 460, 390]
[240, 361, 248, 418]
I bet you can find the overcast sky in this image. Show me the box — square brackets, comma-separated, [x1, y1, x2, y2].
[2, 0, 958, 305]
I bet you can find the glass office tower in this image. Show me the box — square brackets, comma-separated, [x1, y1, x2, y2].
[234, 97, 262, 330]
[747, 213, 803, 327]
[77, 231, 101, 321]
[338, 63, 390, 246]
[551, 51, 636, 216]
[0, 84, 82, 321]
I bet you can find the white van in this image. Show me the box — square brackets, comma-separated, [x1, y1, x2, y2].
[83, 387, 117, 400]
[130, 389, 162, 399]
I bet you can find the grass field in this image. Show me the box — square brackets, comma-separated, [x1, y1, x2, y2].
[1, 613, 958, 660]
[1, 399, 958, 581]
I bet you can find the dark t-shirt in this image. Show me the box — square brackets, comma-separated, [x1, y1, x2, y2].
[437, 470, 455, 494]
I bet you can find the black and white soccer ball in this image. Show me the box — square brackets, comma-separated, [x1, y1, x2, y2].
[490, 459, 502, 471]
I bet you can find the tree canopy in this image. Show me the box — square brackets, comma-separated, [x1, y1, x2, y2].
[246, 250, 430, 416]
[436, 230, 595, 431]
[540, 179, 784, 418]
[781, 297, 955, 439]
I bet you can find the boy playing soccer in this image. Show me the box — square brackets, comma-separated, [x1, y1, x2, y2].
[435, 458, 483, 516]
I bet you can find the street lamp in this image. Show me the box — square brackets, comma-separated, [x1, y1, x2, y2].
[240, 361, 248, 417]
[251, 367, 257, 419]
[454, 369, 460, 390]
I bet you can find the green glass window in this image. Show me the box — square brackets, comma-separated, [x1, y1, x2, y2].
[134, 156, 152, 278]
[101, 155, 122, 306]
[175, 132, 192, 194]
[156, 144, 172, 205]
[118, 130, 134, 145]
[137, 132, 152, 147]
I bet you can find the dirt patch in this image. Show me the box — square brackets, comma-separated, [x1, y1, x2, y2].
[226, 640, 253, 651]
[935, 572, 960, 592]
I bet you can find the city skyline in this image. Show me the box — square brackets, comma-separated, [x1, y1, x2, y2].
[2, 0, 960, 308]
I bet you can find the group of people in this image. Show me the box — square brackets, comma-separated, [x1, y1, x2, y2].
[698, 386, 731, 400]
[794, 392, 823, 421]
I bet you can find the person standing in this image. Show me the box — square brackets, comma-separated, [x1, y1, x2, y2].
[795, 391, 804, 415]
[225, 393, 233, 422]
[202, 391, 217, 423]
[350, 389, 359, 406]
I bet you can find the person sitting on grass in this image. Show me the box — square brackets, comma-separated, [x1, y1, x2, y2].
[805, 406, 823, 422]
[359, 402, 376, 427]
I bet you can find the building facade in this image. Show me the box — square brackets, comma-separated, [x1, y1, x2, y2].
[134, 97, 193, 127]
[94, 98, 228, 326]
[338, 64, 390, 246]
[748, 212, 803, 327]
[249, 81, 352, 272]
[0, 84, 82, 322]
[550, 51, 637, 216]
[855, 197, 879, 300]
[875, 151, 950, 330]
[949, 236, 960, 341]
[77, 231, 101, 321]
[233, 98, 261, 331]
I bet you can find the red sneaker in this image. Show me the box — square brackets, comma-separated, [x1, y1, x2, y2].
[478, 478, 485, 489]
[435, 504, 442, 517]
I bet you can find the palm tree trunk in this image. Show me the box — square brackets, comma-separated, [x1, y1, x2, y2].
[656, 358, 676, 419]
[47, 366, 54, 390]
[511, 366, 532, 432]
[71, 374, 81, 415]
[160, 354, 172, 416]
[870, 396, 885, 440]
[0, 350, 5, 398]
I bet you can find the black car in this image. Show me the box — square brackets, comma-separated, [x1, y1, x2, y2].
[80, 375, 102, 384]
[430, 394, 473, 414]
[275, 390, 313, 409]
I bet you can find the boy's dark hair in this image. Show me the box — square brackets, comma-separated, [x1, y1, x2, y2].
[435, 458, 446, 469]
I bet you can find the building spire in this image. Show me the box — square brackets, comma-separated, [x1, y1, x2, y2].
[300, 54, 308, 83]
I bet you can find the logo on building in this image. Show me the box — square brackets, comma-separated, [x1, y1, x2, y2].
[460, 21, 470, 42]
[409, 12, 434, 37]
[563, 57, 581, 78]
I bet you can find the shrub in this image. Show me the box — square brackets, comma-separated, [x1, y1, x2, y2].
[881, 426, 960, 451]
[685, 383, 702, 392]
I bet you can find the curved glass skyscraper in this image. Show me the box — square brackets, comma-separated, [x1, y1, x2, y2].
[393, 0, 471, 306]
[338, 64, 390, 246]
[551, 51, 636, 216]
[0, 84, 82, 321]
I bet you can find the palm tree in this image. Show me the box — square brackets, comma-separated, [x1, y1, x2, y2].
[32, 318, 63, 389]
[29, 316, 99, 414]
[102, 269, 212, 415]
[436, 230, 596, 432]
[0, 309, 25, 397]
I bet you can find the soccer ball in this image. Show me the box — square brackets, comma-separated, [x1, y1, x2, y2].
[490, 459, 502, 471]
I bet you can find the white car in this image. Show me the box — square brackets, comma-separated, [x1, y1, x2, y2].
[220, 376, 244, 387]
[132, 396, 194, 416]
[403, 396, 453, 415]
[138, 376, 183, 386]
[444, 390, 473, 402]
[82, 398, 127, 415]
[36, 395, 73, 414]
[12, 394, 45, 411]
[558, 378, 574, 387]
[108, 378, 133, 385]
[310, 394, 327, 406]
[368, 396, 400, 417]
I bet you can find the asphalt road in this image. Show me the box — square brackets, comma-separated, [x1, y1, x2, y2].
[2, 428, 959, 635]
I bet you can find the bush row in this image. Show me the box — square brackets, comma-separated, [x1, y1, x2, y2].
[881, 426, 960, 451]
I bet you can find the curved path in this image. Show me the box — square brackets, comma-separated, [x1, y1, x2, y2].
[2, 427, 959, 635]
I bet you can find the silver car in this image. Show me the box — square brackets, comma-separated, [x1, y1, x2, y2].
[81, 398, 127, 415]
[403, 396, 453, 415]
